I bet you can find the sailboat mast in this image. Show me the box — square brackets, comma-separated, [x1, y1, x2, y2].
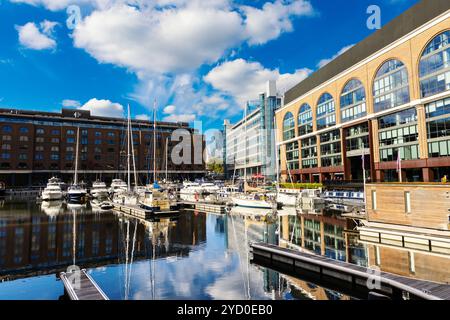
[74, 126, 80, 185]
[153, 99, 157, 183]
[165, 137, 168, 181]
[127, 104, 131, 192]
[129, 105, 138, 189]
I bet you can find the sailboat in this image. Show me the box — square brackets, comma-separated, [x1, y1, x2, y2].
[230, 105, 277, 209]
[113, 104, 139, 206]
[67, 119, 87, 204]
[139, 100, 175, 212]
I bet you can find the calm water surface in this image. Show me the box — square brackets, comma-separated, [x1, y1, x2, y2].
[0, 200, 446, 300]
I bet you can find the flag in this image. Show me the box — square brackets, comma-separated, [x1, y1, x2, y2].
[396, 152, 401, 173]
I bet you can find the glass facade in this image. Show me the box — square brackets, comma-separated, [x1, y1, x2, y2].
[340, 79, 367, 123]
[345, 123, 369, 152]
[301, 136, 317, 168]
[283, 112, 295, 141]
[320, 129, 342, 167]
[298, 103, 313, 136]
[373, 59, 410, 112]
[316, 93, 336, 131]
[286, 141, 299, 171]
[419, 31, 450, 98]
[426, 97, 450, 158]
[378, 108, 419, 162]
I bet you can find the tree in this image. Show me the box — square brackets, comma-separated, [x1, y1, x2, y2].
[207, 158, 224, 174]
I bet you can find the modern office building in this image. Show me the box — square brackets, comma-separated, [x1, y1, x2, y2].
[224, 80, 282, 180]
[0, 108, 205, 187]
[275, 0, 450, 183]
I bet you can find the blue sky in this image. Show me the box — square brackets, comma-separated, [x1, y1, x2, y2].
[0, 0, 419, 130]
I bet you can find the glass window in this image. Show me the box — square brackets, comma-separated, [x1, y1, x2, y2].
[1, 144, 11, 150]
[67, 137, 75, 144]
[298, 103, 313, 136]
[95, 139, 102, 145]
[419, 31, 450, 97]
[373, 59, 410, 112]
[51, 129, 60, 135]
[50, 154, 59, 160]
[19, 136, 28, 142]
[36, 128, 45, 134]
[283, 112, 295, 141]
[19, 127, 29, 133]
[316, 93, 336, 130]
[67, 130, 75, 135]
[2, 126, 12, 133]
[340, 79, 367, 123]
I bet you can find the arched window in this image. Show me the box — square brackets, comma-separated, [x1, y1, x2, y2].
[373, 59, 410, 113]
[298, 103, 313, 136]
[419, 30, 450, 98]
[316, 93, 336, 130]
[282, 112, 295, 141]
[340, 79, 366, 123]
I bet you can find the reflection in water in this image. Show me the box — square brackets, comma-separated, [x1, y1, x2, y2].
[0, 201, 448, 300]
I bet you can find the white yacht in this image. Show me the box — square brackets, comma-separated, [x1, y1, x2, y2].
[41, 177, 64, 201]
[90, 181, 109, 198]
[67, 124, 87, 204]
[230, 193, 276, 209]
[109, 179, 128, 195]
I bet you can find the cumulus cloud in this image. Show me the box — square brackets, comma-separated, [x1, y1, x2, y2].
[79, 98, 124, 118]
[163, 105, 176, 114]
[242, 0, 314, 45]
[204, 58, 312, 107]
[135, 114, 150, 121]
[163, 113, 196, 123]
[62, 99, 81, 108]
[317, 44, 354, 68]
[16, 20, 58, 50]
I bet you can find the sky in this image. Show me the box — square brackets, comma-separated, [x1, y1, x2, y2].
[0, 0, 419, 131]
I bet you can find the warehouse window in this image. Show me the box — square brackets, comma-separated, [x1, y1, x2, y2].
[340, 79, 366, 123]
[298, 103, 313, 136]
[419, 30, 450, 98]
[373, 59, 410, 112]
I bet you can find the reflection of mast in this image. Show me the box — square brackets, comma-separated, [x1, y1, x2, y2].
[72, 209, 76, 266]
[229, 214, 250, 299]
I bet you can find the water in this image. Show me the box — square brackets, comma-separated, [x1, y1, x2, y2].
[0, 200, 447, 300]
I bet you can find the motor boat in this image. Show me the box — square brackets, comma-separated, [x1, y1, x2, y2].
[41, 177, 64, 201]
[230, 193, 277, 209]
[109, 179, 128, 195]
[40, 200, 64, 218]
[90, 181, 109, 198]
[139, 189, 178, 213]
[92, 199, 114, 211]
[0, 181, 5, 197]
[67, 184, 87, 204]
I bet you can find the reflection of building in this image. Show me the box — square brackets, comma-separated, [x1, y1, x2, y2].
[281, 275, 351, 300]
[279, 212, 367, 266]
[365, 244, 450, 284]
[224, 81, 282, 180]
[0, 204, 207, 281]
[0, 208, 118, 279]
[276, 1, 450, 183]
[0, 108, 205, 187]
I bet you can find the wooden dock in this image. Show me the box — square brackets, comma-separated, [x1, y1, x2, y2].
[113, 203, 178, 219]
[181, 201, 227, 214]
[60, 269, 109, 300]
[251, 242, 450, 300]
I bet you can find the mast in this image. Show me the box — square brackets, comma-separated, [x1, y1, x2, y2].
[244, 103, 248, 185]
[165, 137, 168, 181]
[127, 104, 131, 192]
[74, 126, 80, 185]
[129, 105, 138, 189]
[153, 99, 157, 184]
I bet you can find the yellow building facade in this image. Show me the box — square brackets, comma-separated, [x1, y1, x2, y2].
[275, 1, 450, 183]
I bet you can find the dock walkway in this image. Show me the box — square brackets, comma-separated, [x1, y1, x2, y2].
[60, 269, 109, 300]
[251, 242, 450, 300]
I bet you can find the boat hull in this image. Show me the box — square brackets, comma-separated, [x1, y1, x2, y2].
[42, 192, 64, 201]
[231, 197, 274, 209]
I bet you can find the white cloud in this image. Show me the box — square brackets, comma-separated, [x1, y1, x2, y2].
[163, 113, 196, 123]
[163, 105, 176, 114]
[317, 44, 354, 68]
[73, 4, 244, 74]
[9, 0, 110, 11]
[62, 99, 81, 108]
[204, 58, 311, 107]
[16, 20, 58, 50]
[242, 0, 314, 45]
[135, 114, 150, 121]
[79, 98, 124, 118]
